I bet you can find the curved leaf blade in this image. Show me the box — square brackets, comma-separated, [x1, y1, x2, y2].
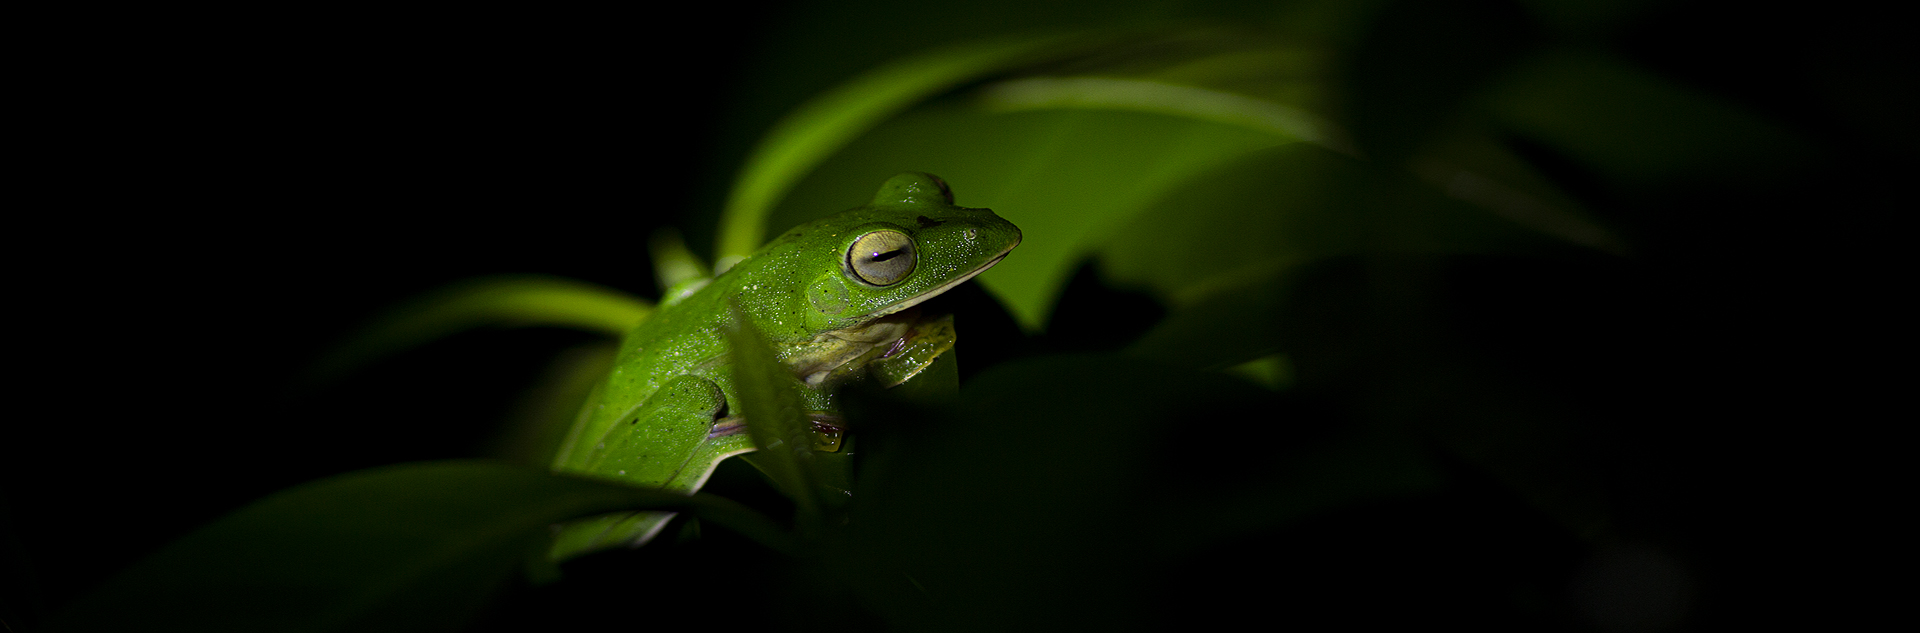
[46, 461, 790, 633]
[715, 32, 1109, 267]
[725, 303, 824, 528]
[306, 275, 649, 385]
[978, 76, 1342, 149]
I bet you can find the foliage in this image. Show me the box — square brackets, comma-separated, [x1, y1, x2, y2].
[10, 0, 1900, 631]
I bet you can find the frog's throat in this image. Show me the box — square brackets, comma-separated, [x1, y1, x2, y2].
[870, 249, 1012, 319]
[789, 311, 918, 387]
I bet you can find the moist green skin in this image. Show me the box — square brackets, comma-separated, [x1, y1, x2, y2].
[547, 173, 1021, 558]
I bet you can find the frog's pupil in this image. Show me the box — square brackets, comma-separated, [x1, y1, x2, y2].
[871, 250, 903, 262]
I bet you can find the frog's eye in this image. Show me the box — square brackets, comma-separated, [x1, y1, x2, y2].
[848, 230, 916, 286]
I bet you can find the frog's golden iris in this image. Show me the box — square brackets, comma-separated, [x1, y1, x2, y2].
[848, 229, 917, 286]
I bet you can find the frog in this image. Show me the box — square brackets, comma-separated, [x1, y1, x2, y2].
[547, 172, 1020, 560]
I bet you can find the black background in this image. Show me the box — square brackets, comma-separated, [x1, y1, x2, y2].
[8, 6, 780, 619]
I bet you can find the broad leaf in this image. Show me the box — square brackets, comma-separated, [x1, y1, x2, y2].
[838, 354, 1441, 630]
[715, 32, 1114, 267]
[46, 461, 789, 633]
[770, 106, 1296, 331]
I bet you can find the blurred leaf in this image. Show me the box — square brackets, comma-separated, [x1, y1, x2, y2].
[1123, 266, 1292, 372]
[648, 227, 709, 298]
[773, 106, 1294, 331]
[726, 303, 826, 529]
[839, 354, 1440, 630]
[716, 32, 1113, 267]
[46, 461, 792, 633]
[1485, 50, 1816, 187]
[1408, 129, 1628, 255]
[1338, 0, 1543, 165]
[740, 32, 1364, 331]
[483, 343, 619, 468]
[978, 75, 1339, 148]
[1266, 253, 1623, 541]
[1105, 143, 1553, 370]
[1223, 353, 1293, 390]
[306, 275, 648, 385]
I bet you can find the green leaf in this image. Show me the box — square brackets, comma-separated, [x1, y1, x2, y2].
[977, 75, 1338, 148]
[305, 275, 649, 385]
[483, 343, 619, 468]
[771, 106, 1296, 331]
[46, 461, 791, 633]
[715, 32, 1110, 267]
[725, 302, 825, 528]
[649, 227, 710, 293]
[741, 35, 1365, 331]
[1105, 143, 1553, 371]
[840, 354, 1440, 629]
[1484, 50, 1815, 188]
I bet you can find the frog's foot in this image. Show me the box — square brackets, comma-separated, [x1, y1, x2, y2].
[870, 313, 956, 387]
[809, 412, 845, 452]
[708, 416, 747, 439]
[704, 412, 845, 452]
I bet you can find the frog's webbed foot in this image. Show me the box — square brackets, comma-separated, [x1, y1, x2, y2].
[708, 415, 747, 439]
[707, 412, 845, 452]
[808, 413, 845, 452]
[869, 313, 955, 387]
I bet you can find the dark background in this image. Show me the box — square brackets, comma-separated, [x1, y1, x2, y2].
[8, 5, 778, 621]
[6, 1, 1907, 630]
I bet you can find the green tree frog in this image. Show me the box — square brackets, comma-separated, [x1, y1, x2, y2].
[548, 173, 1020, 559]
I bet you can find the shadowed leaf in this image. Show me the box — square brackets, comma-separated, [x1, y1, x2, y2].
[307, 274, 648, 383]
[47, 461, 791, 633]
[727, 303, 826, 528]
[306, 275, 649, 385]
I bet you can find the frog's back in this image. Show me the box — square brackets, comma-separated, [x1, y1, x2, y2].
[548, 276, 735, 473]
[605, 280, 736, 411]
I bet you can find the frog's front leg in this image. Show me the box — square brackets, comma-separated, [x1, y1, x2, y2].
[552, 375, 756, 559]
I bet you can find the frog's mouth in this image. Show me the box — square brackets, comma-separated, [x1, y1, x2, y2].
[870, 248, 1013, 319]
